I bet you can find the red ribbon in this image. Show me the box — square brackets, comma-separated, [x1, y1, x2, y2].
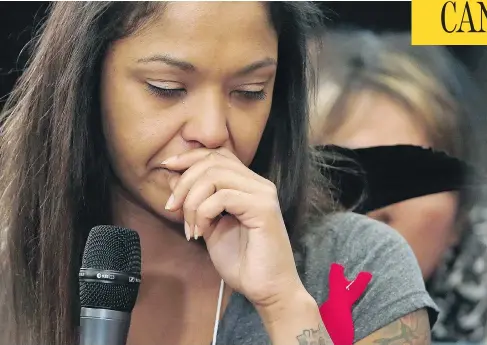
[319, 263, 373, 345]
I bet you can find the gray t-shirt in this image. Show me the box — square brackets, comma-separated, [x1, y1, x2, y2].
[216, 212, 439, 345]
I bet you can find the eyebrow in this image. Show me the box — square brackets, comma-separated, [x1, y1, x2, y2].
[235, 57, 277, 76]
[136, 55, 277, 76]
[137, 55, 196, 72]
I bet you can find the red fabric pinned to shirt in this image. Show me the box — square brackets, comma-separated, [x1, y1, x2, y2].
[319, 263, 373, 345]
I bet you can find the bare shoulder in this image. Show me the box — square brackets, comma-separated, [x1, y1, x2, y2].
[355, 309, 431, 345]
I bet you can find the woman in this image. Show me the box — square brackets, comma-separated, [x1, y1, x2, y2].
[310, 29, 487, 342]
[0, 3, 437, 345]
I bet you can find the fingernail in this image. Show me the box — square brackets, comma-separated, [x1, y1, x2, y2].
[165, 194, 175, 210]
[194, 225, 199, 240]
[184, 222, 191, 241]
[161, 156, 178, 166]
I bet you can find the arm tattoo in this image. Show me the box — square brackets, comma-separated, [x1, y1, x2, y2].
[368, 309, 431, 345]
[296, 323, 333, 345]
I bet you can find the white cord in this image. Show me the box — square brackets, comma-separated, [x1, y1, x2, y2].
[212, 279, 225, 345]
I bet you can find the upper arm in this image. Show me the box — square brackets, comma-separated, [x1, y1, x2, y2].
[328, 213, 439, 341]
[354, 309, 431, 345]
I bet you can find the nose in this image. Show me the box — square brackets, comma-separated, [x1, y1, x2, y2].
[181, 88, 230, 149]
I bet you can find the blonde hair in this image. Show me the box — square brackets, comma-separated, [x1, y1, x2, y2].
[308, 29, 487, 222]
[309, 30, 465, 159]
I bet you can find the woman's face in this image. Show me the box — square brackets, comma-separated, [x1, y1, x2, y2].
[320, 89, 460, 279]
[100, 2, 278, 224]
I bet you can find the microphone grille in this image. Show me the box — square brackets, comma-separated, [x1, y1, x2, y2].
[81, 225, 141, 273]
[80, 225, 141, 312]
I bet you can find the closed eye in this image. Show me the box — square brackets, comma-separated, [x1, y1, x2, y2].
[233, 83, 267, 101]
[146, 82, 186, 98]
[234, 90, 267, 101]
[146, 81, 267, 101]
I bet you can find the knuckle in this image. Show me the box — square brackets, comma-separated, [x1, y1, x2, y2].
[204, 165, 221, 178]
[216, 147, 228, 155]
[222, 189, 236, 199]
[265, 181, 278, 196]
[196, 207, 210, 222]
[208, 151, 222, 160]
[263, 198, 279, 212]
[217, 147, 239, 162]
[219, 188, 235, 201]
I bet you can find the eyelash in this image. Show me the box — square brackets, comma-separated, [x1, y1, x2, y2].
[147, 84, 186, 98]
[237, 90, 267, 100]
[146, 84, 267, 101]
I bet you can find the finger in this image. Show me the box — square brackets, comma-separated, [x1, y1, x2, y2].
[160, 147, 239, 171]
[194, 189, 253, 240]
[164, 152, 252, 211]
[195, 187, 282, 240]
[181, 169, 265, 237]
[166, 157, 273, 211]
[167, 172, 180, 190]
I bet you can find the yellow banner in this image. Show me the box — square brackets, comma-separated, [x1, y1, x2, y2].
[412, 0, 487, 45]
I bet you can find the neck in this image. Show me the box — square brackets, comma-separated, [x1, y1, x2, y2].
[111, 188, 233, 345]
[110, 188, 219, 289]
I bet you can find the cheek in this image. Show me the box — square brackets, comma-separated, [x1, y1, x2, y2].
[369, 192, 459, 277]
[228, 105, 271, 167]
[100, 66, 180, 179]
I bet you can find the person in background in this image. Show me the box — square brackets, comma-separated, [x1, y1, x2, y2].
[309, 29, 487, 342]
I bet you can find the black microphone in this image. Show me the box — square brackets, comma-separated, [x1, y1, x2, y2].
[79, 225, 142, 345]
